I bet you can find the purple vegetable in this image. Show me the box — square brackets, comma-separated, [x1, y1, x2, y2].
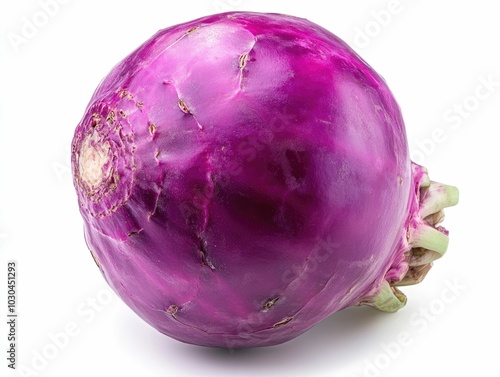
[71, 11, 458, 348]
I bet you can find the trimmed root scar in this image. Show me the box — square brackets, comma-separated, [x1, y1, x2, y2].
[78, 130, 112, 188]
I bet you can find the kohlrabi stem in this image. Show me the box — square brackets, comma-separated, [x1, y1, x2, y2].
[410, 223, 449, 258]
[420, 182, 459, 219]
[362, 281, 407, 312]
[359, 164, 459, 312]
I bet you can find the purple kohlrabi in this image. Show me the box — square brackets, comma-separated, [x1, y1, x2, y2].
[71, 11, 458, 348]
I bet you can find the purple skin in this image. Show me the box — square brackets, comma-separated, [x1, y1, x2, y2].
[71, 12, 458, 348]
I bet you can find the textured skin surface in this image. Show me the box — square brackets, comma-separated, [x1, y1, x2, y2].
[71, 12, 413, 348]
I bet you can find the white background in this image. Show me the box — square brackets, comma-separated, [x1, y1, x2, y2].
[1, 0, 498, 376]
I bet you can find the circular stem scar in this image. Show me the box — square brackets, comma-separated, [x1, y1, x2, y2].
[78, 130, 112, 188]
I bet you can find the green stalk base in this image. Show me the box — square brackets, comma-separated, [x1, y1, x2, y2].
[359, 164, 459, 312]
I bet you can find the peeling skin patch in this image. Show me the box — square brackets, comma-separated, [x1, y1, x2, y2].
[118, 89, 134, 100]
[106, 110, 116, 124]
[263, 297, 280, 311]
[239, 53, 248, 69]
[92, 113, 101, 123]
[238, 39, 256, 89]
[178, 99, 191, 114]
[168, 81, 204, 130]
[166, 304, 179, 316]
[78, 130, 112, 189]
[127, 229, 143, 237]
[272, 316, 293, 328]
[148, 123, 156, 136]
